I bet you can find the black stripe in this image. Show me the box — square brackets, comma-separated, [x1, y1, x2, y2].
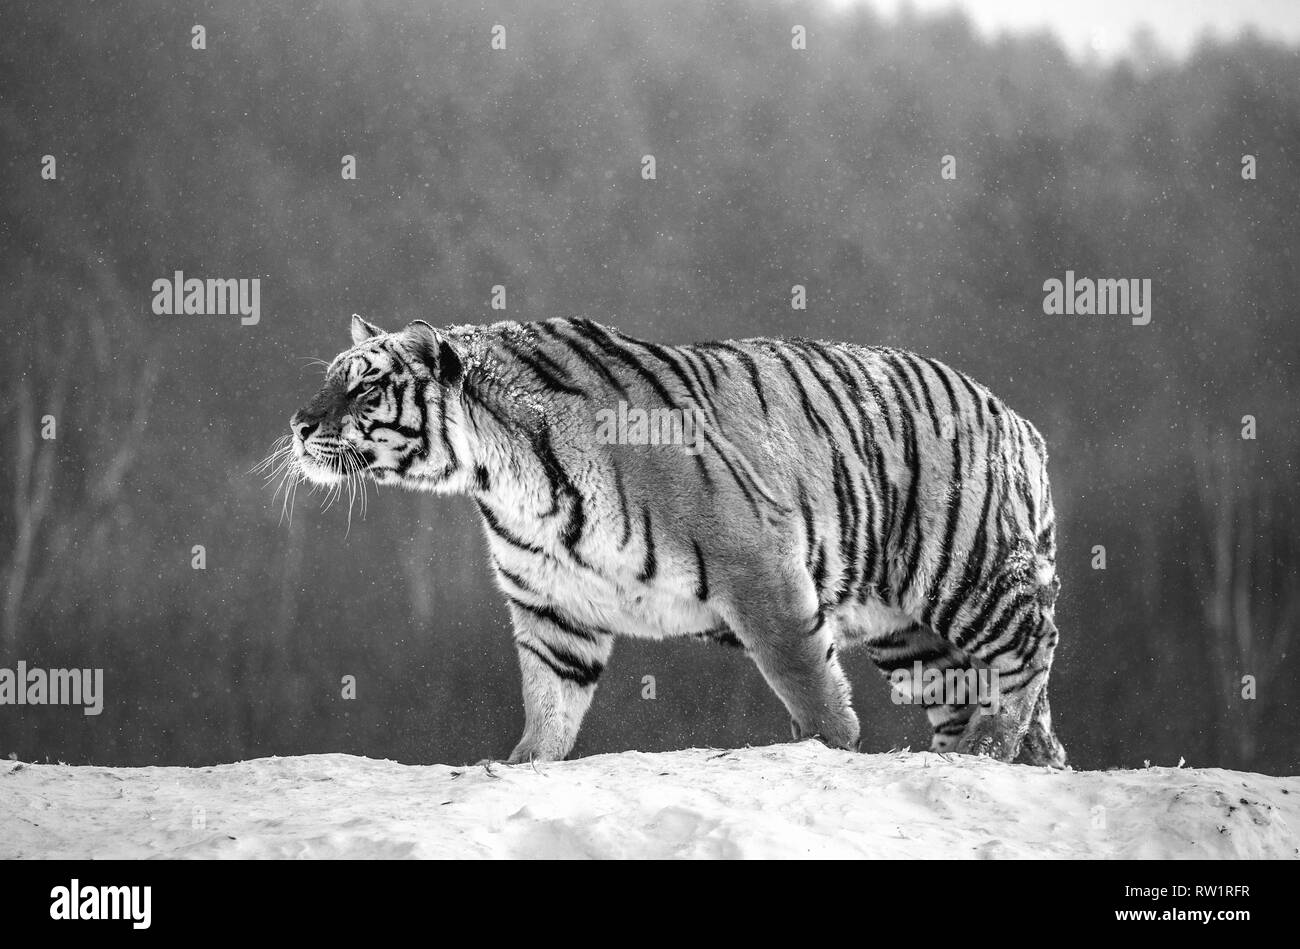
[953, 368, 986, 430]
[977, 592, 1036, 655]
[767, 343, 832, 438]
[516, 639, 603, 688]
[462, 384, 517, 436]
[680, 348, 718, 400]
[522, 426, 591, 569]
[798, 479, 818, 573]
[477, 500, 544, 554]
[626, 333, 776, 515]
[806, 611, 827, 637]
[569, 320, 685, 415]
[701, 433, 766, 519]
[981, 613, 1036, 666]
[693, 452, 717, 493]
[692, 539, 710, 601]
[694, 628, 746, 649]
[956, 582, 1031, 651]
[934, 422, 999, 635]
[559, 493, 590, 567]
[868, 642, 954, 672]
[1017, 422, 1039, 528]
[691, 347, 723, 389]
[921, 361, 966, 625]
[522, 425, 565, 515]
[578, 324, 777, 516]
[611, 458, 633, 549]
[888, 377, 923, 602]
[1003, 420, 1031, 535]
[705, 341, 769, 415]
[507, 595, 610, 644]
[1036, 520, 1055, 555]
[856, 471, 879, 603]
[1013, 612, 1051, 662]
[539, 321, 631, 398]
[830, 447, 860, 603]
[628, 335, 714, 414]
[813, 341, 890, 448]
[495, 564, 539, 595]
[898, 351, 944, 439]
[861, 429, 893, 603]
[437, 385, 458, 472]
[637, 506, 657, 582]
[500, 336, 586, 397]
[790, 342, 866, 458]
[840, 348, 897, 442]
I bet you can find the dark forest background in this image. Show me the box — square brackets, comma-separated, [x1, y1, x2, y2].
[2, 0, 1297, 773]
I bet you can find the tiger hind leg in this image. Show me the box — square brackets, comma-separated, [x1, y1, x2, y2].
[951, 593, 1061, 765]
[865, 622, 978, 753]
[1012, 684, 1067, 768]
[927, 700, 979, 754]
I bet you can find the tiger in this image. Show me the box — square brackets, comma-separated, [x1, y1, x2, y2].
[282, 315, 1067, 768]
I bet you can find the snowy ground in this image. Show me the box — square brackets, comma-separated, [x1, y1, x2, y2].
[2, 744, 1297, 859]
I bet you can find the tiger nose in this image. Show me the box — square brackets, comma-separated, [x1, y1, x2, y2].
[292, 416, 318, 441]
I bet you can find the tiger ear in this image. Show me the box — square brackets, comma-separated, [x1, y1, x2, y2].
[350, 314, 384, 345]
[404, 320, 463, 387]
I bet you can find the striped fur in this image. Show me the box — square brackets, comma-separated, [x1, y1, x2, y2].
[286, 315, 1066, 767]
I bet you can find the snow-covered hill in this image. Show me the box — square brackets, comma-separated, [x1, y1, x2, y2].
[3, 744, 1297, 859]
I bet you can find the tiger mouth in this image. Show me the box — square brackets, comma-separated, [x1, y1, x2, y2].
[297, 445, 397, 486]
[294, 442, 356, 477]
[296, 452, 347, 485]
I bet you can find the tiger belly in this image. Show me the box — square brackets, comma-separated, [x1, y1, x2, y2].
[490, 536, 726, 644]
[829, 598, 919, 649]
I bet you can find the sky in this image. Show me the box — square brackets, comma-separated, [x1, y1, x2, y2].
[854, 0, 1300, 60]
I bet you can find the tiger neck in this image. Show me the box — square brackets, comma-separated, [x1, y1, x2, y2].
[430, 345, 570, 528]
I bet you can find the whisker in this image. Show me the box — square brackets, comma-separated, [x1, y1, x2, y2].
[343, 444, 370, 523]
[342, 450, 359, 537]
[251, 436, 293, 476]
[286, 468, 303, 524]
[258, 431, 380, 533]
[259, 447, 295, 485]
[355, 448, 369, 518]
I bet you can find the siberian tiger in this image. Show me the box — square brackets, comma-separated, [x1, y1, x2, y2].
[283, 315, 1067, 768]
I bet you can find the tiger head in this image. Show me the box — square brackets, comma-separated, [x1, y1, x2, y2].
[287, 315, 465, 491]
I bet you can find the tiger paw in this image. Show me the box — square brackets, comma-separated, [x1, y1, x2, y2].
[790, 716, 861, 752]
[956, 715, 1016, 761]
[506, 744, 559, 767]
[473, 757, 509, 777]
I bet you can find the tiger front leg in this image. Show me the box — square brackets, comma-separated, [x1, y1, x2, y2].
[505, 603, 614, 764]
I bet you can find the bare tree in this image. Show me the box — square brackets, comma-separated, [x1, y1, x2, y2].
[3, 248, 159, 646]
[1190, 421, 1298, 768]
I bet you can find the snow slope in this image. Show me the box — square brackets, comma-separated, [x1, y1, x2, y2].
[2, 744, 1297, 859]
